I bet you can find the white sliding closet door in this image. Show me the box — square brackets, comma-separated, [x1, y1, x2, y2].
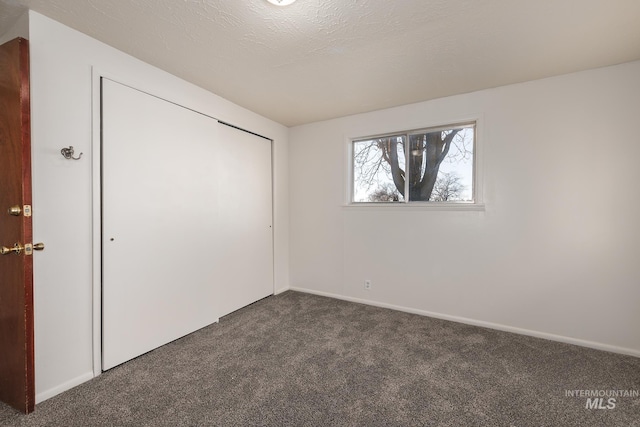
[102, 79, 216, 370]
[216, 123, 273, 318]
[102, 79, 274, 370]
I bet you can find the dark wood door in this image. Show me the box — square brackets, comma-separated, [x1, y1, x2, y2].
[0, 37, 35, 414]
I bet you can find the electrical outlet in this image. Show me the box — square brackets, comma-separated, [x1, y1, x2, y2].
[364, 279, 372, 290]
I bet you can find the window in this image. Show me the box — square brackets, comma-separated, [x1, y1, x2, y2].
[352, 122, 475, 204]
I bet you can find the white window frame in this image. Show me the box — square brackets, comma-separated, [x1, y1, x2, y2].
[346, 119, 484, 210]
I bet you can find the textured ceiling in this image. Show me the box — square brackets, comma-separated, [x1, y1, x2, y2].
[1, 0, 640, 126]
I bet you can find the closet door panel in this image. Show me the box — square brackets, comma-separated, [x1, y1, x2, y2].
[216, 124, 273, 317]
[102, 79, 220, 370]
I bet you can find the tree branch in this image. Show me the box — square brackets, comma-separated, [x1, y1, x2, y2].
[386, 138, 405, 196]
[435, 129, 460, 169]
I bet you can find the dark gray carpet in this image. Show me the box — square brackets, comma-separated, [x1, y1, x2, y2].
[1, 291, 639, 426]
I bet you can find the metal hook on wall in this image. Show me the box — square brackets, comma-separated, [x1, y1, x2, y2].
[61, 146, 83, 160]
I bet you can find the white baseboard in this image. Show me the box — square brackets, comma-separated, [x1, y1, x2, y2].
[34, 287, 638, 405]
[36, 371, 95, 404]
[274, 286, 290, 295]
[289, 287, 640, 359]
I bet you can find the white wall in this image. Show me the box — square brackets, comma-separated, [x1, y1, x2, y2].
[289, 61, 640, 357]
[28, 11, 289, 402]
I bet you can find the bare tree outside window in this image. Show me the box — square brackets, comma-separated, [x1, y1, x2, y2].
[352, 123, 474, 203]
[431, 172, 465, 202]
[368, 184, 401, 202]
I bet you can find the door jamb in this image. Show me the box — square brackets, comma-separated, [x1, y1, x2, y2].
[90, 67, 102, 377]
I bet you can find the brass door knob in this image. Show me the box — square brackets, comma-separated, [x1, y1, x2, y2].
[8, 205, 21, 216]
[1, 243, 24, 255]
[33, 243, 45, 251]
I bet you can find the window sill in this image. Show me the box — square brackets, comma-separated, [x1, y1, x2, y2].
[342, 203, 485, 212]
